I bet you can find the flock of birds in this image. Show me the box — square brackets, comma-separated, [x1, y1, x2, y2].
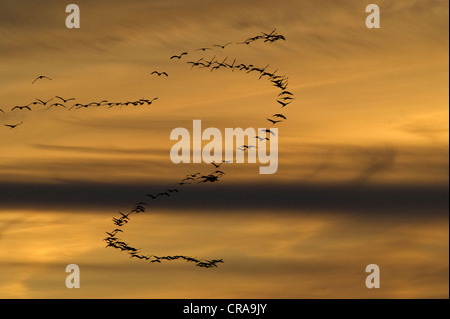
[104, 169, 228, 268]
[1, 28, 295, 269]
[103, 29, 295, 268]
[0, 95, 159, 129]
[151, 28, 293, 129]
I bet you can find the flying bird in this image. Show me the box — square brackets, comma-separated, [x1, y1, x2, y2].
[273, 114, 287, 120]
[27, 101, 42, 107]
[210, 161, 231, 168]
[32, 75, 52, 84]
[261, 129, 276, 136]
[36, 98, 54, 106]
[55, 96, 76, 103]
[11, 105, 31, 111]
[267, 118, 282, 125]
[278, 91, 293, 96]
[157, 192, 170, 197]
[187, 59, 207, 68]
[170, 52, 188, 60]
[195, 47, 212, 52]
[255, 135, 270, 141]
[142, 97, 158, 105]
[214, 43, 232, 49]
[238, 145, 257, 151]
[151, 71, 168, 77]
[277, 100, 290, 108]
[4, 121, 23, 129]
[119, 213, 130, 220]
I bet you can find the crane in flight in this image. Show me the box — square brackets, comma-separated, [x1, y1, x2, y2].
[151, 71, 168, 77]
[4, 121, 23, 129]
[32, 75, 52, 84]
[170, 52, 188, 60]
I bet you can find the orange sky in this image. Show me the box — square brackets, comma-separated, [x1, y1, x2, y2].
[0, 0, 448, 298]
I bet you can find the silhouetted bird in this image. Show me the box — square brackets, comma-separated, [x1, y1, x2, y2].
[32, 75, 52, 84]
[27, 101, 42, 107]
[119, 212, 130, 220]
[157, 192, 170, 197]
[69, 103, 87, 110]
[273, 114, 287, 120]
[198, 175, 220, 183]
[267, 118, 282, 125]
[151, 71, 168, 77]
[4, 121, 23, 129]
[112, 217, 127, 226]
[187, 59, 207, 68]
[11, 105, 31, 111]
[214, 43, 232, 49]
[145, 97, 158, 105]
[170, 52, 188, 59]
[55, 96, 75, 103]
[36, 98, 53, 106]
[195, 47, 212, 52]
[255, 135, 270, 141]
[136, 202, 148, 206]
[261, 129, 276, 136]
[238, 145, 257, 151]
[277, 100, 290, 108]
[278, 91, 293, 96]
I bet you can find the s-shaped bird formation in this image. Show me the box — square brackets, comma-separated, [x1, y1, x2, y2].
[103, 29, 295, 268]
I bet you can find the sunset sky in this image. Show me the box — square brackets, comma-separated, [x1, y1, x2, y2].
[0, 0, 448, 298]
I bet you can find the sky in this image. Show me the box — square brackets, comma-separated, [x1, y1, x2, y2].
[0, 0, 448, 298]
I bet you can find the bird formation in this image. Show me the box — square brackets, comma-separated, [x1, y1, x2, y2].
[183, 55, 292, 128]
[166, 29, 285, 62]
[0, 96, 158, 128]
[237, 29, 286, 45]
[103, 165, 227, 268]
[104, 29, 294, 268]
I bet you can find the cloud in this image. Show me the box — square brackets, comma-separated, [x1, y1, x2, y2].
[351, 147, 396, 183]
[0, 180, 447, 218]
